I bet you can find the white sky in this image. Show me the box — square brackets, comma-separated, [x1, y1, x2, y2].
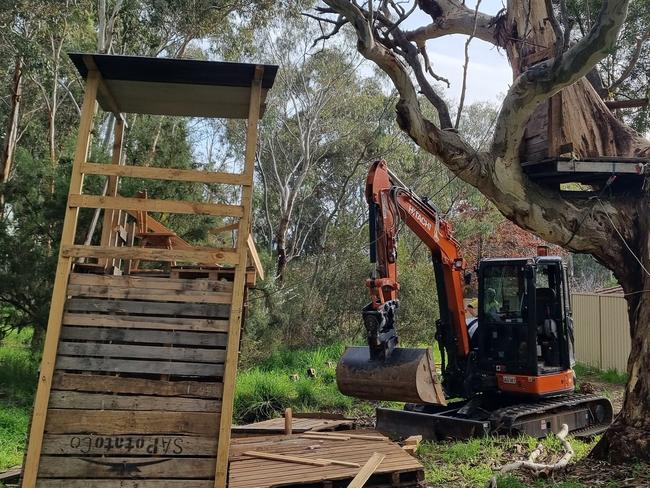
[402, 0, 512, 105]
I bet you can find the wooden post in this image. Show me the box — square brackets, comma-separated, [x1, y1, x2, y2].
[21, 69, 100, 488]
[99, 117, 125, 267]
[547, 92, 563, 158]
[284, 407, 293, 435]
[213, 66, 263, 488]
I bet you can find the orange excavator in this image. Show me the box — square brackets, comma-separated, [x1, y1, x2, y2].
[337, 160, 613, 439]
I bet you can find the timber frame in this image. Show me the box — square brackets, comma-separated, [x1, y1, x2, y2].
[22, 53, 276, 488]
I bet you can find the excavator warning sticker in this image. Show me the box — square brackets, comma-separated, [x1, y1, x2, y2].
[502, 375, 517, 384]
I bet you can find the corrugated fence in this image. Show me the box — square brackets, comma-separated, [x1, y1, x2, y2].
[572, 293, 631, 373]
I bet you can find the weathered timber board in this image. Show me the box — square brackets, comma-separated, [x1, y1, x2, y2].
[48, 391, 221, 411]
[59, 326, 228, 347]
[41, 434, 218, 456]
[69, 272, 233, 292]
[62, 313, 229, 332]
[232, 416, 354, 436]
[65, 298, 230, 318]
[44, 410, 219, 435]
[67, 284, 232, 304]
[228, 431, 423, 488]
[55, 356, 224, 376]
[57, 341, 226, 363]
[51, 373, 222, 398]
[37, 481, 214, 488]
[38, 456, 216, 478]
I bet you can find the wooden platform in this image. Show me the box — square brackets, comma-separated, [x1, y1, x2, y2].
[232, 414, 354, 437]
[228, 431, 424, 487]
[32, 272, 231, 486]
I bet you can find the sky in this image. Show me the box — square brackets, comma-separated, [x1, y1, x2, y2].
[401, 0, 512, 105]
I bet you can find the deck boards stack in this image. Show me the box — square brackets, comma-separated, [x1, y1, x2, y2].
[35, 272, 232, 486]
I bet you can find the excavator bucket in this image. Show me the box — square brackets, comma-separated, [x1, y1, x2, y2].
[336, 346, 447, 405]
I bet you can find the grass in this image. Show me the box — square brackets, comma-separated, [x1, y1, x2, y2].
[418, 434, 597, 488]
[574, 363, 628, 385]
[0, 329, 39, 471]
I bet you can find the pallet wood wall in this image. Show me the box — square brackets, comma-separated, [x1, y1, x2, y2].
[35, 273, 230, 487]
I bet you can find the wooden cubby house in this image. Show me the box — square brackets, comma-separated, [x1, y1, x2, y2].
[21, 53, 277, 488]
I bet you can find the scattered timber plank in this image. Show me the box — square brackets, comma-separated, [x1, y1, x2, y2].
[301, 434, 350, 441]
[57, 342, 225, 363]
[55, 356, 224, 377]
[64, 298, 230, 318]
[59, 326, 228, 347]
[310, 432, 388, 441]
[232, 415, 354, 437]
[242, 451, 330, 467]
[62, 313, 229, 332]
[0, 466, 21, 483]
[52, 373, 222, 398]
[44, 410, 219, 435]
[37, 481, 213, 488]
[347, 452, 386, 488]
[48, 391, 221, 412]
[37, 455, 216, 478]
[41, 434, 217, 456]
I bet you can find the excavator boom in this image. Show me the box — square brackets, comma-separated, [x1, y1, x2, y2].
[337, 160, 470, 405]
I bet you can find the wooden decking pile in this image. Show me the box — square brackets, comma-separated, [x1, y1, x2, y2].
[228, 430, 425, 487]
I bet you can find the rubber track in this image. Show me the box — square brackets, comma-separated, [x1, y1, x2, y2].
[488, 393, 613, 432]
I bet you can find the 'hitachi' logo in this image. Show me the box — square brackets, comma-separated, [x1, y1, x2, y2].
[407, 205, 432, 231]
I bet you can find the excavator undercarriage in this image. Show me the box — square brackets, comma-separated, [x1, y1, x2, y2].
[336, 160, 614, 440]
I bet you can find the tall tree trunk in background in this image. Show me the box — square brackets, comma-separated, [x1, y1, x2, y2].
[0, 57, 23, 217]
[275, 216, 290, 283]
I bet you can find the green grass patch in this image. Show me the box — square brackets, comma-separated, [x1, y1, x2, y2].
[0, 329, 40, 471]
[574, 363, 627, 385]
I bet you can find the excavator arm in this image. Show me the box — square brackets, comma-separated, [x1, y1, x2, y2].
[337, 160, 470, 405]
[363, 160, 470, 363]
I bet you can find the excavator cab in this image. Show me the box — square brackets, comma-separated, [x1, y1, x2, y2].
[476, 256, 576, 397]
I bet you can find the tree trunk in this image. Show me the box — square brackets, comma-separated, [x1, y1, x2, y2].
[275, 216, 289, 283]
[0, 57, 23, 215]
[591, 198, 650, 462]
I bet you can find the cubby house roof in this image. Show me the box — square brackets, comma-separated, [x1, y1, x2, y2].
[69, 52, 278, 119]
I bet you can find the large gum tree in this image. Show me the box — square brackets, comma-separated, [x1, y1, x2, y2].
[313, 0, 650, 462]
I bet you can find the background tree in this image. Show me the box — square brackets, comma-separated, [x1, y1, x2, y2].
[313, 0, 650, 462]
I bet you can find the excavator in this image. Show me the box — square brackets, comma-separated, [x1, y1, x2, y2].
[337, 160, 613, 440]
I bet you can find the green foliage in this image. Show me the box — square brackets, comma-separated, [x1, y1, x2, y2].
[574, 363, 628, 385]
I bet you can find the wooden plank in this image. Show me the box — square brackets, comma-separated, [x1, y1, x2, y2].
[348, 451, 385, 486]
[98, 117, 125, 268]
[61, 244, 239, 266]
[41, 434, 217, 456]
[242, 451, 330, 467]
[68, 194, 243, 217]
[65, 297, 229, 318]
[214, 64, 263, 488]
[556, 159, 646, 174]
[68, 273, 233, 292]
[52, 373, 222, 398]
[62, 313, 229, 332]
[83, 162, 249, 186]
[59, 326, 228, 347]
[44, 410, 219, 435]
[49, 391, 220, 412]
[37, 456, 216, 479]
[55, 356, 224, 377]
[247, 234, 264, 280]
[58, 342, 225, 363]
[67, 284, 232, 304]
[22, 69, 101, 488]
[37, 481, 213, 488]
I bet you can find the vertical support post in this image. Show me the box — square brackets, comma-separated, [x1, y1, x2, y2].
[99, 117, 125, 268]
[21, 70, 100, 488]
[547, 92, 563, 157]
[214, 66, 263, 488]
[284, 408, 293, 435]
